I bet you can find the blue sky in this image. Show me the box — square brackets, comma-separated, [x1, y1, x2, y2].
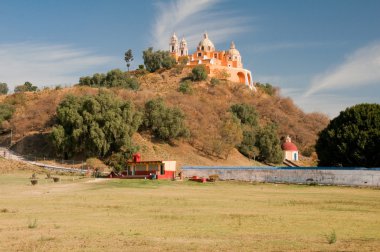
[1, 0, 379, 117]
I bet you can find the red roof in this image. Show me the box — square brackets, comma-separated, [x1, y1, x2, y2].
[281, 142, 298, 151]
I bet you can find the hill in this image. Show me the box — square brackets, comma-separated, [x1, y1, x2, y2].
[0, 68, 329, 167]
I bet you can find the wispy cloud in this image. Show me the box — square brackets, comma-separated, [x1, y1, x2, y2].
[151, 0, 252, 50]
[0, 42, 114, 90]
[305, 42, 380, 96]
[251, 41, 333, 54]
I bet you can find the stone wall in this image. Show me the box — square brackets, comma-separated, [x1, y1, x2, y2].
[182, 167, 380, 187]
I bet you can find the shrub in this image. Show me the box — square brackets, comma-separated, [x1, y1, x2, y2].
[0, 104, 15, 126]
[14, 82, 38, 93]
[78, 69, 139, 90]
[191, 65, 208, 81]
[256, 82, 277, 96]
[325, 230, 337, 244]
[210, 77, 220, 86]
[28, 218, 38, 229]
[316, 103, 380, 167]
[212, 69, 231, 80]
[4, 93, 27, 106]
[0, 82, 8, 94]
[178, 80, 193, 94]
[143, 98, 190, 141]
[51, 92, 142, 158]
[143, 47, 176, 72]
[256, 124, 284, 163]
[178, 56, 189, 65]
[230, 103, 258, 128]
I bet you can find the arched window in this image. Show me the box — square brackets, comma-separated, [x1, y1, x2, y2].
[201, 46, 204, 51]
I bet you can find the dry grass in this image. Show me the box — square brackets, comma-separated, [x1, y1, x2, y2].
[4, 69, 329, 165]
[0, 171, 379, 251]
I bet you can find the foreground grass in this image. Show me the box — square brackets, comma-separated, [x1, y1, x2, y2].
[0, 172, 379, 251]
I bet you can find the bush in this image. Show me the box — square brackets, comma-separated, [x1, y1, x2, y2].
[0, 104, 15, 125]
[256, 82, 277, 96]
[178, 56, 189, 65]
[191, 65, 208, 81]
[14, 82, 38, 93]
[0, 83, 8, 94]
[230, 103, 258, 128]
[51, 92, 142, 158]
[325, 230, 337, 244]
[4, 93, 26, 106]
[143, 47, 176, 72]
[256, 124, 284, 163]
[219, 115, 243, 158]
[210, 78, 220, 86]
[143, 98, 190, 141]
[178, 80, 193, 94]
[316, 103, 380, 167]
[79, 69, 139, 90]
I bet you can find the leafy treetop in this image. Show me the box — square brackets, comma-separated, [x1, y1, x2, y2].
[316, 103, 380, 167]
[51, 92, 142, 159]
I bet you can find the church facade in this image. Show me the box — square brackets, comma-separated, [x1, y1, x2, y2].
[169, 33, 255, 90]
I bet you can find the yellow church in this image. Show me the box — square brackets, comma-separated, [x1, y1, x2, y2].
[169, 33, 255, 90]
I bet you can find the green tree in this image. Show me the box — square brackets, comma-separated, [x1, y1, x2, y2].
[143, 98, 189, 141]
[142, 47, 176, 72]
[230, 103, 258, 128]
[124, 49, 134, 71]
[0, 103, 15, 127]
[191, 65, 208, 81]
[219, 115, 243, 158]
[316, 103, 380, 167]
[14, 82, 38, 93]
[230, 103, 260, 160]
[256, 124, 283, 163]
[178, 80, 193, 94]
[51, 92, 142, 158]
[256, 82, 277, 96]
[79, 69, 139, 90]
[0, 83, 8, 94]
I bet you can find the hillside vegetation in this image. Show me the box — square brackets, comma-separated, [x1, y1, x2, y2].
[0, 67, 329, 167]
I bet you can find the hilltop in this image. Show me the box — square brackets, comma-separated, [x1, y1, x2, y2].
[0, 67, 329, 167]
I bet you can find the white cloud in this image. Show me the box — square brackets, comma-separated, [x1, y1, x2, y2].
[0, 42, 115, 90]
[251, 41, 332, 54]
[305, 42, 380, 96]
[151, 0, 251, 50]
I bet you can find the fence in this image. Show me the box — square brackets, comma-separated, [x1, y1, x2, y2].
[0, 147, 87, 173]
[182, 166, 380, 187]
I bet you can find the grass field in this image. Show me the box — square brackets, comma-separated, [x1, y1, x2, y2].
[0, 171, 379, 251]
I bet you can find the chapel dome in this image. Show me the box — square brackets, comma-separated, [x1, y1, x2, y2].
[170, 32, 178, 43]
[198, 33, 215, 52]
[281, 136, 298, 151]
[228, 41, 240, 56]
[180, 37, 187, 46]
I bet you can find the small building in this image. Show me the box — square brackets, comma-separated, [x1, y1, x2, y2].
[281, 136, 299, 161]
[122, 159, 176, 180]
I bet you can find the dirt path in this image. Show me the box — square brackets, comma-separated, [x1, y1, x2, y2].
[0, 147, 86, 173]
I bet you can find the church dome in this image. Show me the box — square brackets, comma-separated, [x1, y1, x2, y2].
[281, 136, 298, 151]
[198, 33, 215, 52]
[228, 41, 240, 56]
[170, 32, 178, 43]
[180, 37, 187, 46]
